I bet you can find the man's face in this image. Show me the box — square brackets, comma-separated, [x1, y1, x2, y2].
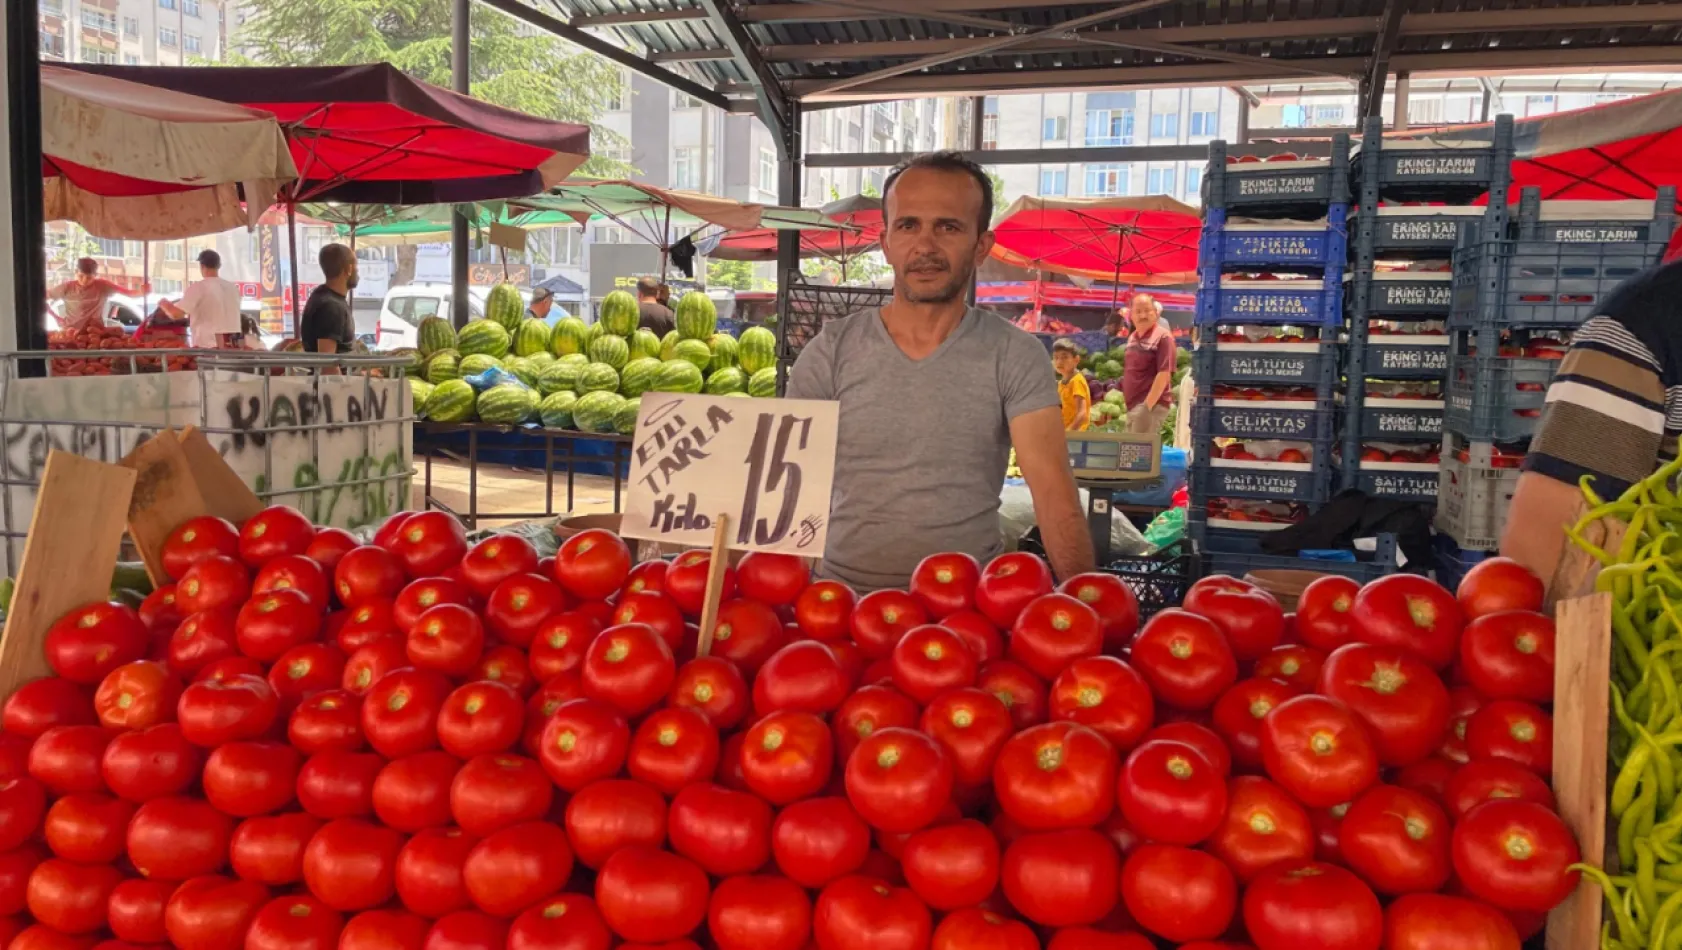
[533, 297, 552, 318]
[1052, 351, 1078, 375]
[881, 166, 995, 305]
[1129, 299, 1160, 333]
[345, 258, 360, 291]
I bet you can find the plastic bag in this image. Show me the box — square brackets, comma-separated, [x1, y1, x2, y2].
[998, 483, 1151, 557]
[1143, 506, 1185, 552]
[463, 366, 527, 393]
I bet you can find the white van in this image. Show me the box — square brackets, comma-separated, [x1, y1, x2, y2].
[372, 284, 528, 350]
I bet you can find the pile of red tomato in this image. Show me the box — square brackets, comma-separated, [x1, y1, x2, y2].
[0, 504, 1581, 950]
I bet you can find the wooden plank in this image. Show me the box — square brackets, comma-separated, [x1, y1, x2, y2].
[1547, 591, 1613, 950]
[693, 515, 732, 658]
[120, 430, 208, 588]
[0, 451, 137, 702]
[176, 426, 264, 523]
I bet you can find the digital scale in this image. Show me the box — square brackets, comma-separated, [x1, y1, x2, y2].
[1066, 432, 1165, 562]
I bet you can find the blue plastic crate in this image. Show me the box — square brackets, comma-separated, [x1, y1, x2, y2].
[1196, 277, 1345, 328]
[1035, 330, 1114, 355]
[1191, 455, 1334, 503]
[1363, 206, 1488, 257]
[1444, 353, 1556, 442]
[1192, 399, 1337, 441]
[1349, 271, 1455, 316]
[1190, 515, 1403, 582]
[1203, 138, 1352, 216]
[1351, 461, 1442, 502]
[1434, 533, 1492, 591]
[1199, 340, 1340, 386]
[1450, 239, 1664, 330]
[1202, 210, 1351, 271]
[1356, 395, 1447, 440]
[1356, 335, 1451, 380]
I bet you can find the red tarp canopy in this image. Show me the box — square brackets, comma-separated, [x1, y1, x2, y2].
[990, 195, 1202, 286]
[69, 63, 591, 205]
[709, 195, 883, 262]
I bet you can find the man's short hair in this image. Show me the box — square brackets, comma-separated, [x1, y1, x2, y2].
[318, 243, 354, 281]
[882, 151, 996, 232]
[530, 287, 554, 306]
[76, 257, 97, 275]
[1051, 338, 1079, 357]
[635, 277, 659, 298]
[197, 249, 221, 270]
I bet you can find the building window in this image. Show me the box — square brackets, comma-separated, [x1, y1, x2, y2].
[604, 75, 627, 111]
[1084, 92, 1136, 147]
[1185, 166, 1203, 201]
[595, 225, 627, 245]
[159, 0, 175, 10]
[123, 53, 139, 64]
[41, 0, 63, 13]
[93, 237, 124, 258]
[184, 34, 201, 53]
[758, 149, 777, 195]
[1039, 168, 1068, 196]
[554, 228, 584, 267]
[674, 91, 702, 109]
[981, 114, 998, 150]
[122, 16, 138, 36]
[164, 244, 183, 261]
[1043, 115, 1068, 142]
[672, 147, 700, 190]
[40, 32, 65, 58]
[1084, 164, 1127, 196]
[183, 0, 199, 15]
[159, 27, 177, 46]
[80, 49, 117, 63]
[154, 279, 181, 294]
[1146, 166, 1176, 194]
[1149, 113, 1179, 139]
[1190, 111, 1218, 137]
[80, 9, 117, 31]
[1313, 105, 1346, 126]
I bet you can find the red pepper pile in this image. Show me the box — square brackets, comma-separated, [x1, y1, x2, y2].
[0, 505, 1582, 950]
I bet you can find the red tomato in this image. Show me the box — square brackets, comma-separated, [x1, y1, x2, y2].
[1212, 676, 1301, 771]
[1348, 575, 1463, 669]
[1118, 739, 1227, 846]
[909, 552, 981, 618]
[669, 656, 750, 730]
[392, 577, 472, 632]
[920, 687, 1013, 788]
[845, 727, 954, 834]
[794, 580, 856, 641]
[45, 601, 149, 684]
[127, 796, 235, 880]
[1319, 643, 1450, 767]
[167, 609, 240, 679]
[254, 554, 332, 609]
[741, 710, 834, 805]
[1459, 611, 1555, 704]
[480, 574, 566, 648]
[230, 812, 324, 885]
[303, 819, 406, 911]
[1145, 721, 1232, 777]
[851, 590, 929, 659]
[1121, 844, 1235, 942]
[901, 819, 998, 911]
[993, 721, 1117, 831]
[529, 610, 601, 683]
[668, 783, 773, 877]
[580, 622, 676, 717]
[736, 552, 809, 606]
[1059, 572, 1141, 651]
[537, 698, 630, 792]
[342, 639, 408, 695]
[1000, 829, 1118, 927]
[268, 644, 347, 710]
[461, 821, 572, 917]
[334, 546, 407, 609]
[1184, 576, 1286, 663]
[931, 907, 1034, 950]
[509, 894, 614, 950]
[753, 640, 848, 716]
[305, 528, 359, 572]
[1242, 861, 1383, 950]
[161, 516, 241, 581]
[3, 677, 94, 739]
[1046, 930, 1152, 950]
[562, 778, 666, 870]
[1456, 557, 1545, 621]
[371, 751, 458, 832]
[1130, 609, 1239, 711]
[289, 690, 364, 754]
[203, 741, 300, 817]
[709, 598, 786, 676]
[394, 826, 475, 917]
[178, 557, 253, 617]
[1385, 892, 1522, 950]
[813, 875, 932, 950]
[336, 600, 399, 652]
[405, 604, 484, 677]
[1464, 700, 1553, 775]
[707, 875, 810, 950]
[1253, 644, 1327, 692]
[1009, 593, 1103, 680]
[107, 878, 176, 943]
[523, 675, 584, 753]
[1296, 575, 1359, 652]
[611, 590, 687, 652]
[595, 847, 710, 944]
[0, 842, 47, 916]
[241, 506, 316, 566]
[1208, 775, 1313, 882]
[1444, 760, 1555, 820]
[1259, 695, 1379, 809]
[771, 797, 870, 888]
[100, 723, 199, 802]
[435, 681, 521, 758]
[94, 660, 182, 730]
[361, 668, 451, 758]
[296, 751, 383, 819]
[164, 874, 271, 950]
[1441, 685, 1484, 764]
[886, 625, 975, 704]
[472, 644, 535, 696]
[28, 725, 112, 794]
[139, 585, 184, 638]
[339, 909, 429, 950]
[1394, 756, 1458, 806]
[234, 589, 322, 663]
[41, 792, 130, 863]
[447, 753, 551, 836]
[976, 552, 1055, 629]
[390, 512, 468, 578]
[940, 610, 1003, 664]
[665, 551, 736, 617]
[245, 895, 343, 950]
[458, 535, 539, 598]
[425, 910, 507, 949]
[1338, 783, 1451, 894]
[628, 707, 720, 795]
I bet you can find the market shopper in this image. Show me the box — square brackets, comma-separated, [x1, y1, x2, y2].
[46, 257, 148, 331]
[299, 243, 358, 354]
[1052, 339, 1091, 431]
[636, 277, 675, 336]
[1502, 257, 1682, 594]
[528, 286, 555, 321]
[1120, 293, 1177, 436]
[787, 151, 1095, 591]
[159, 250, 240, 346]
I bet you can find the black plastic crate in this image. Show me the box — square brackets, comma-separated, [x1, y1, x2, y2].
[1352, 115, 1515, 203]
[1019, 532, 1197, 619]
[1201, 210, 1351, 271]
[1192, 399, 1337, 441]
[1204, 137, 1351, 216]
[1444, 353, 1556, 442]
[1198, 340, 1340, 387]
[1450, 239, 1665, 329]
[1510, 186, 1678, 245]
[1191, 455, 1335, 504]
[1356, 395, 1447, 440]
[1350, 271, 1455, 317]
[1364, 207, 1487, 257]
[779, 282, 893, 359]
[1356, 334, 1451, 380]
[1351, 462, 1441, 503]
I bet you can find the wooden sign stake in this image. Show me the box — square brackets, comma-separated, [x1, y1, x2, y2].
[176, 426, 264, 523]
[120, 430, 209, 588]
[693, 514, 732, 657]
[1546, 591, 1613, 950]
[0, 451, 137, 701]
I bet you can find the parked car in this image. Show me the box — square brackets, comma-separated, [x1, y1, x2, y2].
[371, 284, 526, 350]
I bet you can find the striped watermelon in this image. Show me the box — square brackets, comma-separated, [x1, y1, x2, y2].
[620, 358, 663, 398]
[389, 348, 422, 378]
[538, 360, 584, 396]
[588, 335, 630, 371]
[630, 328, 662, 362]
[705, 367, 747, 395]
[425, 351, 461, 384]
[486, 282, 525, 333]
[477, 384, 539, 425]
[613, 400, 641, 436]
[418, 317, 457, 357]
[513, 319, 552, 357]
[673, 339, 712, 372]
[724, 392, 750, 399]
[424, 379, 476, 423]
[675, 291, 717, 340]
[599, 290, 639, 336]
[709, 334, 739, 370]
[550, 317, 588, 356]
[738, 326, 777, 374]
[573, 391, 626, 434]
[558, 352, 589, 366]
[653, 360, 705, 394]
[749, 367, 778, 398]
[585, 321, 607, 348]
[539, 391, 579, 429]
[576, 363, 621, 395]
[660, 331, 680, 360]
[503, 357, 540, 388]
[459, 354, 500, 378]
[409, 379, 435, 410]
[458, 320, 511, 359]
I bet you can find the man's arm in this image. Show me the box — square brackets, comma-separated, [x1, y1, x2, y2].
[1501, 473, 1592, 592]
[1071, 394, 1089, 431]
[1011, 405, 1096, 580]
[1144, 370, 1172, 408]
[1145, 336, 1175, 406]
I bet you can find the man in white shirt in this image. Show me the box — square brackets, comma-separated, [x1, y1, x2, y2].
[161, 250, 241, 346]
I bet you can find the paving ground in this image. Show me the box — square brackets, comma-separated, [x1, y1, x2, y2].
[412, 455, 629, 527]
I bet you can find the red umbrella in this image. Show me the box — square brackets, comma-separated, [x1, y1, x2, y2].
[990, 195, 1202, 287]
[710, 195, 883, 264]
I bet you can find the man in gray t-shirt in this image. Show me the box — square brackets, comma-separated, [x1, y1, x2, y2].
[787, 153, 1094, 591]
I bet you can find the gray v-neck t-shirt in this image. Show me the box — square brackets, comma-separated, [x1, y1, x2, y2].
[786, 306, 1060, 591]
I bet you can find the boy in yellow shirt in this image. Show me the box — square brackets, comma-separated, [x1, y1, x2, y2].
[1051, 339, 1090, 431]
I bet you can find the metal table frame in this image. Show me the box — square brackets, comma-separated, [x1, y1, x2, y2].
[414, 422, 633, 530]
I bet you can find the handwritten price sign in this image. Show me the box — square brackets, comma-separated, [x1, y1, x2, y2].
[621, 393, 838, 555]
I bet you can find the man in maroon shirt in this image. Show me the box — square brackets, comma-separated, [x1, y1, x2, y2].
[1120, 293, 1176, 435]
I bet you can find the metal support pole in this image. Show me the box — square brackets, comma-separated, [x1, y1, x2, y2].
[1393, 72, 1411, 130]
[7, 0, 47, 357]
[450, 0, 472, 329]
[971, 97, 986, 151]
[1236, 96, 1250, 146]
[774, 103, 804, 396]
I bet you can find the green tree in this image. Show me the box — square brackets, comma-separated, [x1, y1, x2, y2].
[707, 258, 756, 291]
[231, 0, 631, 178]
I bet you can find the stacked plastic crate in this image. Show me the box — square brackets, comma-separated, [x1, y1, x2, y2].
[1436, 179, 1678, 573]
[1190, 136, 1378, 577]
[1341, 116, 1516, 507]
